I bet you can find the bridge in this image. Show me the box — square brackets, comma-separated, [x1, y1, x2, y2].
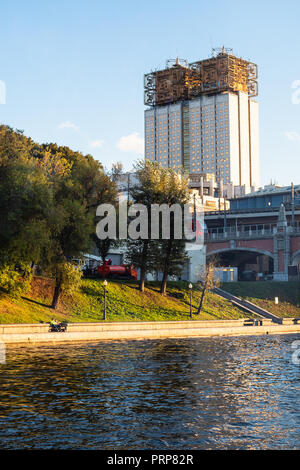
[205, 204, 300, 281]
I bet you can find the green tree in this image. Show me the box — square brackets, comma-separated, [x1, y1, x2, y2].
[156, 238, 188, 294]
[92, 164, 119, 275]
[0, 125, 52, 268]
[125, 238, 158, 291]
[125, 161, 163, 292]
[125, 160, 190, 293]
[156, 169, 190, 295]
[42, 146, 117, 309]
[0, 125, 117, 309]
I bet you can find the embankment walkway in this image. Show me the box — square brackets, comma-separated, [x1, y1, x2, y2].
[0, 318, 300, 344]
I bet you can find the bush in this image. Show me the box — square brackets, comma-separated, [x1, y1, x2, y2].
[0, 264, 32, 298]
[59, 262, 82, 295]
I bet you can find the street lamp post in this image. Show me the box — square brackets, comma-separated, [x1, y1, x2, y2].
[103, 280, 108, 320]
[189, 283, 193, 318]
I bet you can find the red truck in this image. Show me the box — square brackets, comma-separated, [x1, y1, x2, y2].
[97, 259, 137, 280]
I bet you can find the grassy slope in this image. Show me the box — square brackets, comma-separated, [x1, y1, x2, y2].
[0, 277, 247, 324]
[222, 282, 300, 318]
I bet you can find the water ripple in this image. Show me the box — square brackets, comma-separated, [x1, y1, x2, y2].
[0, 334, 299, 449]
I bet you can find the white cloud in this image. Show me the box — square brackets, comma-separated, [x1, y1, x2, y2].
[116, 132, 144, 154]
[58, 121, 80, 132]
[90, 139, 104, 148]
[285, 131, 300, 142]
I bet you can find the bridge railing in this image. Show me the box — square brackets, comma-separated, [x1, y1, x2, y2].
[206, 224, 300, 241]
[206, 227, 274, 241]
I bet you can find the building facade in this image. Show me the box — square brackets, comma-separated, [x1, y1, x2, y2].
[144, 50, 260, 192]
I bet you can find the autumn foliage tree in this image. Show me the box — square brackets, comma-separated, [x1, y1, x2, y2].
[196, 257, 220, 315]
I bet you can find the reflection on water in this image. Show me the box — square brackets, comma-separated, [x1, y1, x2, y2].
[0, 335, 299, 449]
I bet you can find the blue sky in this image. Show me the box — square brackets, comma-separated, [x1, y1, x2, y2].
[0, 0, 300, 186]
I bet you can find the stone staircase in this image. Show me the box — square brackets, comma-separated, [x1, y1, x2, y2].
[213, 287, 282, 324]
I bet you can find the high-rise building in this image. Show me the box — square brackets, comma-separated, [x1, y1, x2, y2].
[144, 49, 260, 191]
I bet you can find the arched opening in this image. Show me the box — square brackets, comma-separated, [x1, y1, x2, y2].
[207, 248, 274, 281]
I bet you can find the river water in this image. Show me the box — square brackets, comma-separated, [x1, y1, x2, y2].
[0, 335, 299, 450]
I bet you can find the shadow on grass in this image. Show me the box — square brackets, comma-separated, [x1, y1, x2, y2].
[22, 296, 52, 309]
[81, 286, 194, 320]
[80, 279, 221, 320]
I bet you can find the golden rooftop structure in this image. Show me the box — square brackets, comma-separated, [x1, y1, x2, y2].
[144, 47, 258, 106]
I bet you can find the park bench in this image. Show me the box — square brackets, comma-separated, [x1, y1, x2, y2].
[49, 322, 68, 332]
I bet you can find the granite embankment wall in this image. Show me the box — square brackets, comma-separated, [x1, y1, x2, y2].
[0, 319, 299, 344]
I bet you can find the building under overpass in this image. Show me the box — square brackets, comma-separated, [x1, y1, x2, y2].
[204, 184, 300, 281]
